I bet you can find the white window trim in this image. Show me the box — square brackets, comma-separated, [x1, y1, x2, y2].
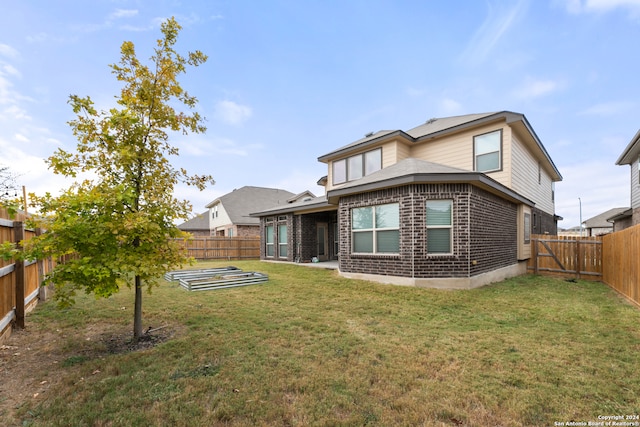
[426, 200, 453, 255]
[332, 148, 382, 185]
[278, 223, 288, 259]
[265, 223, 275, 258]
[473, 130, 502, 173]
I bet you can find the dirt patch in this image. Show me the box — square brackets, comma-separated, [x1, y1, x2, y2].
[0, 324, 178, 426]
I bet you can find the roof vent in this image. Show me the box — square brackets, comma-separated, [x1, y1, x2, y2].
[365, 131, 374, 137]
[425, 118, 437, 124]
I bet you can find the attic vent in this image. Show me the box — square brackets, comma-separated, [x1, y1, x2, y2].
[365, 131, 374, 137]
[303, 197, 313, 202]
[425, 118, 437, 124]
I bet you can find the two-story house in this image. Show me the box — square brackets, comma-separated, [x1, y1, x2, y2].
[611, 129, 640, 230]
[253, 112, 562, 289]
[200, 186, 310, 237]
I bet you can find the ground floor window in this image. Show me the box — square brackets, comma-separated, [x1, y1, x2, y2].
[265, 222, 274, 257]
[426, 200, 452, 254]
[351, 203, 399, 254]
[278, 224, 288, 258]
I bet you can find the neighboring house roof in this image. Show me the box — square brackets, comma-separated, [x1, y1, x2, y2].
[177, 211, 210, 231]
[607, 208, 633, 223]
[325, 158, 535, 206]
[251, 194, 332, 217]
[583, 208, 629, 228]
[206, 186, 296, 226]
[616, 129, 640, 165]
[317, 111, 562, 182]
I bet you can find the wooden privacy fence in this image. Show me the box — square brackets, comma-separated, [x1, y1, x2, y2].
[602, 224, 640, 308]
[172, 236, 261, 260]
[528, 228, 640, 308]
[527, 234, 603, 280]
[0, 208, 55, 344]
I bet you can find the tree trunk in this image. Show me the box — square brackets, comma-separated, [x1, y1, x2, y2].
[133, 274, 143, 340]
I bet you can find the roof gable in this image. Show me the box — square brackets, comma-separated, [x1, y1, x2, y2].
[616, 129, 640, 165]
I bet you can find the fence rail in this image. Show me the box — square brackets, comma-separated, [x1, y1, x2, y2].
[172, 237, 261, 260]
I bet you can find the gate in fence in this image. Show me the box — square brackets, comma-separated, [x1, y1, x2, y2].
[527, 235, 603, 280]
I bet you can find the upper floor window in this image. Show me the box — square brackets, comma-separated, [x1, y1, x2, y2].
[333, 148, 382, 185]
[474, 130, 502, 173]
[637, 155, 640, 185]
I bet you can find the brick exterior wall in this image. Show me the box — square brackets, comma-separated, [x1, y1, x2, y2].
[468, 188, 518, 276]
[235, 225, 259, 238]
[338, 184, 519, 279]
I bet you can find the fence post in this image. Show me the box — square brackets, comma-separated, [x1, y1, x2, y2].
[13, 221, 25, 329]
[576, 239, 581, 280]
[533, 238, 539, 275]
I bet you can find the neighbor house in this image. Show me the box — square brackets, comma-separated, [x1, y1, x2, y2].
[205, 186, 312, 237]
[582, 208, 628, 236]
[253, 112, 562, 289]
[177, 211, 211, 237]
[611, 129, 640, 230]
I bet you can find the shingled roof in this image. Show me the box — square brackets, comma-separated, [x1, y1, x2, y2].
[177, 211, 210, 231]
[206, 186, 296, 226]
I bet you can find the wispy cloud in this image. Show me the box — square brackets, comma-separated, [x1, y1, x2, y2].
[512, 77, 563, 99]
[0, 44, 19, 59]
[578, 101, 636, 116]
[2, 64, 21, 78]
[110, 9, 138, 20]
[562, 0, 640, 14]
[460, 0, 529, 65]
[73, 8, 149, 33]
[214, 100, 253, 126]
[14, 133, 29, 143]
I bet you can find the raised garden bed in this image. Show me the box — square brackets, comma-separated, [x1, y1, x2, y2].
[164, 267, 268, 291]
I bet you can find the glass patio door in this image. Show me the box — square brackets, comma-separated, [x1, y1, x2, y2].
[317, 223, 329, 261]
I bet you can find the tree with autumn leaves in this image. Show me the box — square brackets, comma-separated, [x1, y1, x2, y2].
[23, 18, 214, 340]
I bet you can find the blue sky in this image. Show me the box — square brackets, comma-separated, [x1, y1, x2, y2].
[1, 0, 639, 228]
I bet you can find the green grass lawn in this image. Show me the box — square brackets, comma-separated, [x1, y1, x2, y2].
[13, 261, 640, 426]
